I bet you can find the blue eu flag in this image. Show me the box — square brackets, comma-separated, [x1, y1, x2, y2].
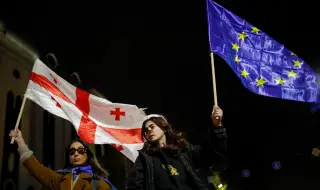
[206, 0, 319, 104]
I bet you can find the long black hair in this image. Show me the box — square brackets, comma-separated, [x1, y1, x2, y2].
[64, 139, 109, 178]
[141, 116, 189, 155]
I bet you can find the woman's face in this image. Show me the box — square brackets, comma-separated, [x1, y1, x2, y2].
[144, 120, 165, 143]
[68, 141, 88, 166]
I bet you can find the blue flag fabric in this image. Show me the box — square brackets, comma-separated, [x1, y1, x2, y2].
[206, 0, 319, 103]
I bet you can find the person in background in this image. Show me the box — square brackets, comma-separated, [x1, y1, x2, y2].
[127, 105, 228, 190]
[9, 129, 116, 190]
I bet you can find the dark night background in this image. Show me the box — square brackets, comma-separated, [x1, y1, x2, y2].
[1, 0, 320, 189]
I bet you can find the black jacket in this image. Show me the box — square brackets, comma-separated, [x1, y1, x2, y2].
[127, 126, 228, 190]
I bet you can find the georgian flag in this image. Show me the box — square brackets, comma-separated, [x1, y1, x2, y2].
[25, 59, 145, 162]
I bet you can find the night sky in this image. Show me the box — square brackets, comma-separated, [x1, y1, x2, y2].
[1, 0, 320, 189]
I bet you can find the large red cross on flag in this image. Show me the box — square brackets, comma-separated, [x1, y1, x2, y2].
[24, 59, 146, 162]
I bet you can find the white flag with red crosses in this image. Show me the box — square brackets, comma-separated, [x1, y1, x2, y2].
[25, 59, 145, 162]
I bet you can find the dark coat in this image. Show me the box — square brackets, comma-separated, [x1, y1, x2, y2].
[23, 155, 112, 190]
[126, 126, 228, 190]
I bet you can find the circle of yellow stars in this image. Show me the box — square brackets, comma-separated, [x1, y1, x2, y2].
[230, 26, 301, 88]
[232, 27, 259, 84]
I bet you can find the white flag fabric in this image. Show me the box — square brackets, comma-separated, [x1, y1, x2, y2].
[25, 59, 145, 162]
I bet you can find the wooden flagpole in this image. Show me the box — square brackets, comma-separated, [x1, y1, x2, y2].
[10, 96, 27, 144]
[210, 52, 218, 106]
[210, 52, 220, 120]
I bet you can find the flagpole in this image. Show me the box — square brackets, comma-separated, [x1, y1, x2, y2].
[210, 52, 218, 106]
[210, 52, 220, 120]
[10, 96, 27, 144]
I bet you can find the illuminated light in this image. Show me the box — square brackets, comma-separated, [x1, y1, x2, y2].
[218, 184, 223, 188]
[312, 148, 320, 157]
[272, 161, 281, 170]
[241, 169, 250, 178]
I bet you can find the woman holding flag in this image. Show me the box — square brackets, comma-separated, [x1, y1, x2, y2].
[127, 106, 227, 190]
[9, 130, 116, 190]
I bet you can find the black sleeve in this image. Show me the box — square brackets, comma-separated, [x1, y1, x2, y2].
[126, 155, 145, 190]
[189, 126, 228, 169]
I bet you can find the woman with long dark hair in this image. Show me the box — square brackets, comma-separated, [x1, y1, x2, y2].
[127, 106, 227, 190]
[9, 129, 116, 190]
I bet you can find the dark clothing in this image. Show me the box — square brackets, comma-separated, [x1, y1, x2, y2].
[153, 149, 193, 190]
[127, 126, 228, 190]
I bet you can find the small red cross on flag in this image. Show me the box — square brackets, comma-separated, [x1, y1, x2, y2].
[112, 144, 124, 151]
[50, 73, 58, 84]
[110, 108, 126, 121]
[51, 97, 61, 108]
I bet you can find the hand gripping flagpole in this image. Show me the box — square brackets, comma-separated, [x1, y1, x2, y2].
[210, 52, 220, 120]
[10, 96, 27, 144]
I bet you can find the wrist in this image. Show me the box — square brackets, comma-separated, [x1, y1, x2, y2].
[17, 140, 26, 147]
[213, 121, 223, 127]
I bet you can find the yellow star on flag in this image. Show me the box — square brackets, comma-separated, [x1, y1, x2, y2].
[287, 70, 297, 78]
[232, 43, 240, 51]
[251, 27, 260, 34]
[290, 51, 296, 56]
[293, 60, 303, 67]
[256, 77, 267, 87]
[275, 78, 285, 85]
[234, 55, 241, 63]
[238, 32, 247, 41]
[241, 69, 249, 78]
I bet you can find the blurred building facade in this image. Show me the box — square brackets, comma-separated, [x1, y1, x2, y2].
[0, 26, 132, 190]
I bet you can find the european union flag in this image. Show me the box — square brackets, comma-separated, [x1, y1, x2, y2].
[206, 0, 320, 104]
